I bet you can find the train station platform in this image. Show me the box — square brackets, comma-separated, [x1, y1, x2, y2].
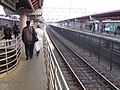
[0, 44, 47, 90]
[67, 26, 120, 40]
[83, 29, 120, 39]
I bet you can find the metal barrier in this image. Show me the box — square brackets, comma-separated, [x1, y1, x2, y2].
[43, 30, 69, 90]
[0, 34, 22, 77]
[50, 25, 120, 71]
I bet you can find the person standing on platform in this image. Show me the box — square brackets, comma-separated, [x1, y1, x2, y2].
[34, 25, 43, 56]
[114, 25, 120, 35]
[13, 23, 19, 38]
[22, 21, 35, 60]
[3, 24, 12, 45]
[92, 23, 95, 33]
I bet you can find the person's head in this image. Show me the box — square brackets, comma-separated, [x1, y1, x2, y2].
[26, 21, 30, 26]
[5, 24, 10, 28]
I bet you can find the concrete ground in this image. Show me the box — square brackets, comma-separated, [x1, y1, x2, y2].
[0, 45, 47, 90]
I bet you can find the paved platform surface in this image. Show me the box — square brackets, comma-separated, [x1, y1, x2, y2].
[0, 45, 47, 90]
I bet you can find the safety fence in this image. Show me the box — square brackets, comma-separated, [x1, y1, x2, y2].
[0, 34, 22, 77]
[50, 25, 120, 71]
[43, 30, 69, 90]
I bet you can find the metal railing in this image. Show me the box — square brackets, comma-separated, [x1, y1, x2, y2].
[0, 34, 22, 77]
[43, 29, 69, 90]
[50, 25, 120, 71]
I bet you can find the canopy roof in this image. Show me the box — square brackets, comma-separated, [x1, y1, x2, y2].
[0, 0, 44, 11]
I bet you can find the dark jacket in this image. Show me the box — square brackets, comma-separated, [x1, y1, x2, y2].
[13, 24, 19, 34]
[22, 26, 35, 44]
[3, 27, 12, 39]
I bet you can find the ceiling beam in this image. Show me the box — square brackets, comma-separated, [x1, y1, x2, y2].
[32, 1, 39, 6]
[27, 0, 35, 11]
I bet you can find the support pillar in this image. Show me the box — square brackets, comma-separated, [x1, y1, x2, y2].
[20, 14, 27, 31]
[98, 20, 103, 33]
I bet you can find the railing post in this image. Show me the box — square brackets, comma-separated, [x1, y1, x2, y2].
[5, 40, 8, 73]
[98, 39, 101, 63]
[83, 34, 85, 53]
[110, 41, 114, 71]
[89, 36, 92, 57]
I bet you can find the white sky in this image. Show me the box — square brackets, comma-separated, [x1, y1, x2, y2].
[43, 0, 120, 22]
[43, 0, 120, 13]
[0, 5, 5, 14]
[0, 1, 120, 22]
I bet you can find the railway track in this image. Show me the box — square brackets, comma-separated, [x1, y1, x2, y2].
[47, 28, 119, 90]
[52, 40, 85, 90]
[45, 28, 84, 89]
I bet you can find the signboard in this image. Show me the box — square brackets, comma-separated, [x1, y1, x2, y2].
[1, 0, 16, 11]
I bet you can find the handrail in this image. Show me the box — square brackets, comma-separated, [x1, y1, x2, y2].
[0, 34, 22, 77]
[43, 29, 69, 90]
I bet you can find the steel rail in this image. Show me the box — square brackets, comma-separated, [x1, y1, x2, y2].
[48, 30, 86, 90]
[48, 28, 119, 90]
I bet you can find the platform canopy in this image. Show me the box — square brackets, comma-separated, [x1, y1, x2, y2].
[29, 8, 42, 15]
